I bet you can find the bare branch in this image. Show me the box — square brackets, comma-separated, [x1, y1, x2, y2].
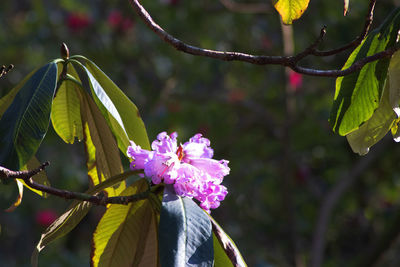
[0, 162, 162, 206]
[310, 139, 389, 267]
[219, 0, 271, 14]
[128, 0, 396, 77]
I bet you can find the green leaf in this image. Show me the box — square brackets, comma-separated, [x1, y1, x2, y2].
[330, 8, 400, 136]
[346, 83, 396, 155]
[0, 67, 38, 119]
[389, 51, 400, 109]
[272, 0, 310, 25]
[159, 185, 214, 267]
[51, 63, 83, 144]
[73, 56, 150, 150]
[209, 215, 247, 267]
[91, 179, 158, 267]
[213, 233, 234, 267]
[79, 88, 125, 196]
[0, 62, 58, 170]
[32, 170, 141, 267]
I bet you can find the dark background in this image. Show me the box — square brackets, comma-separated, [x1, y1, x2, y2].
[1, 0, 400, 266]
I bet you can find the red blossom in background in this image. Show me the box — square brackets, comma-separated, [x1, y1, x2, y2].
[35, 209, 58, 228]
[108, 10, 134, 32]
[289, 70, 303, 91]
[227, 89, 246, 103]
[160, 0, 180, 6]
[66, 13, 91, 31]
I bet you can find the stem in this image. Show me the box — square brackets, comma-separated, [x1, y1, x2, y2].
[0, 162, 161, 206]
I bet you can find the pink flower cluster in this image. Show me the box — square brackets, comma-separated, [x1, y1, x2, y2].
[127, 132, 229, 213]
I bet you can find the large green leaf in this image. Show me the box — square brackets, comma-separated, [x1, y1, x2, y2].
[346, 83, 396, 153]
[330, 8, 400, 136]
[0, 68, 38, 119]
[79, 88, 125, 196]
[91, 179, 158, 267]
[73, 56, 150, 150]
[51, 63, 83, 144]
[32, 170, 141, 267]
[159, 185, 214, 267]
[0, 62, 57, 170]
[272, 0, 310, 25]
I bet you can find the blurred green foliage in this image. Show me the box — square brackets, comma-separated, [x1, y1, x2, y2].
[1, 0, 400, 266]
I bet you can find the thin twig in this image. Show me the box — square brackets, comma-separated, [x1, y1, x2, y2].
[0, 64, 14, 78]
[313, 0, 376, 56]
[310, 139, 389, 267]
[354, 207, 400, 267]
[0, 162, 162, 206]
[127, 0, 393, 77]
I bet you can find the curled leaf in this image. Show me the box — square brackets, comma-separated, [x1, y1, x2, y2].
[5, 179, 24, 212]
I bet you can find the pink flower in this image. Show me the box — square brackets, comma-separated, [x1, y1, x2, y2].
[108, 10, 123, 29]
[36, 209, 58, 228]
[289, 70, 303, 91]
[127, 132, 229, 213]
[107, 10, 134, 32]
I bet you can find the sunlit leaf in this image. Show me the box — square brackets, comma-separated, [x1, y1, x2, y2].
[79, 88, 125, 196]
[91, 179, 158, 267]
[272, 0, 310, 25]
[213, 233, 234, 267]
[330, 8, 400, 136]
[159, 185, 214, 267]
[344, 0, 349, 16]
[0, 62, 58, 170]
[51, 63, 83, 144]
[74, 56, 150, 150]
[209, 215, 247, 267]
[346, 83, 396, 155]
[4, 179, 24, 212]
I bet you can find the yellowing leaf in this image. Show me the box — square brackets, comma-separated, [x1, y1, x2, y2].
[19, 156, 51, 197]
[272, 0, 310, 25]
[91, 179, 158, 267]
[5, 179, 24, 212]
[79, 89, 125, 196]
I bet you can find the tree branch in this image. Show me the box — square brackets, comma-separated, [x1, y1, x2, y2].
[354, 207, 400, 267]
[127, 0, 395, 77]
[0, 162, 162, 206]
[312, 0, 376, 56]
[310, 139, 389, 267]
